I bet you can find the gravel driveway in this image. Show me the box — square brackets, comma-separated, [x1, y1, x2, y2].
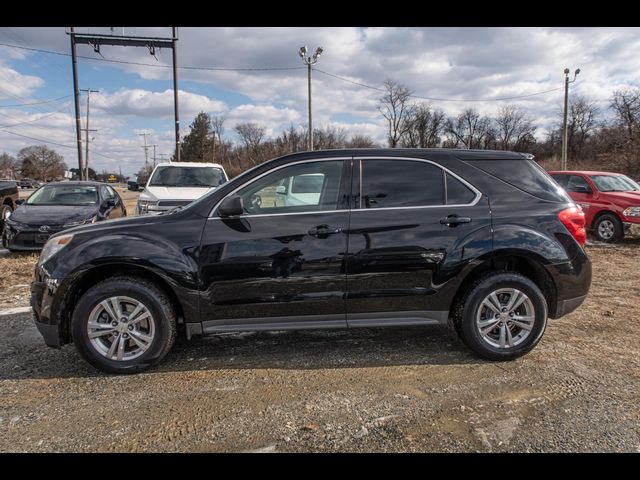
[0, 243, 639, 452]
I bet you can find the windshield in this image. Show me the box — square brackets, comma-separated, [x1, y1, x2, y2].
[148, 166, 226, 188]
[26, 185, 98, 205]
[590, 175, 640, 192]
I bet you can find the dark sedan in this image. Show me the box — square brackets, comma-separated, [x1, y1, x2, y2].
[2, 181, 126, 251]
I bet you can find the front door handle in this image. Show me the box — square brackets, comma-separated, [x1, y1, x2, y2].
[440, 215, 472, 227]
[308, 224, 343, 237]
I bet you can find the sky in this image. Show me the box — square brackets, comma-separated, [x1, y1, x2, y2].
[0, 26, 639, 178]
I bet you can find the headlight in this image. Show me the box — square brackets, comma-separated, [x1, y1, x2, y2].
[63, 216, 97, 228]
[39, 234, 74, 265]
[137, 200, 155, 214]
[623, 206, 640, 217]
[5, 217, 28, 229]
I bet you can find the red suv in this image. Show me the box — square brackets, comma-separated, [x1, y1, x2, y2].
[549, 170, 640, 242]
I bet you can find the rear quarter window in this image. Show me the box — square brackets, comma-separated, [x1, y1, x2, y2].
[469, 160, 571, 202]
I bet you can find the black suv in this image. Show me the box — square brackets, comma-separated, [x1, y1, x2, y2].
[31, 149, 592, 373]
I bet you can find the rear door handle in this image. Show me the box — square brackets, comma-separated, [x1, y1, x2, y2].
[440, 215, 472, 227]
[308, 224, 343, 237]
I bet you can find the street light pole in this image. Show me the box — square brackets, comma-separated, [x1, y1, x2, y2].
[299, 46, 323, 151]
[561, 67, 580, 170]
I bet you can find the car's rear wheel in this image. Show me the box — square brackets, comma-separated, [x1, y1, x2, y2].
[71, 277, 176, 374]
[453, 272, 548, 360]
[594, 213, 623, 243]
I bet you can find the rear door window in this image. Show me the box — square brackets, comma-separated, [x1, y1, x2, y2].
[361, 159, 444, 208]
[445, 172, 477, 205]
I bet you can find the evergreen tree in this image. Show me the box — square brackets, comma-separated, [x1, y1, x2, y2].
[174, 112, 213, 162]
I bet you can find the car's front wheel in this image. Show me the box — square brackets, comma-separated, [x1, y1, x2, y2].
[71, 277, 176, 374]
[453, 272, 548, 360]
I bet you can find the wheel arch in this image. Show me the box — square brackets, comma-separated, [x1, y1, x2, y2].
[590, 209, 621, 229]
[450, 251, 558, 320]
[57, 263, 187, 344]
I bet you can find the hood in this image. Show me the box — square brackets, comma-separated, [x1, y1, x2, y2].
[141, 186, 216, 202]
[11, 204, 98, 226]
[600, 191, 640, 205]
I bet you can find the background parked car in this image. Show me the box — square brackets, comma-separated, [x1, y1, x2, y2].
[135, 162, 228, 215]
[0, 180, 19, 233]
[18, 178, 40, 189]
[2, 181, 126, 251]
[549, 170, 640, 242]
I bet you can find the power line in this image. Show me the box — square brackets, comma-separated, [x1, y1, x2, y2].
[0, 94, 73, 108]
[0, 42, 305, 71]
[0, 129, 116, 161]
[0, 105, 69, 128]
[1, 41, 567, 103]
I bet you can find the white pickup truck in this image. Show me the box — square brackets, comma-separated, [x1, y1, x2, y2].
[135, 162, 228, 215]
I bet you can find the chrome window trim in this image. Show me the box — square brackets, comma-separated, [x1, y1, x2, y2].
[356, 156, 482, 210]
[208, 155, 483, 220]
[208, 157, 351, 218]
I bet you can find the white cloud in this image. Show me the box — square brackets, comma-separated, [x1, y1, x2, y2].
[0, 64, 44, 101]
[92, 88, 226, 118]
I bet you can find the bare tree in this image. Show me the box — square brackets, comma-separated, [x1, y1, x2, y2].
[378, 79, 414, 148]
[0, 152, 17, 179]
[610, 88, 640, 140]
[211, 115, 226, 144]
[495, 105, 536, 151]
[313, 125, 347, 150]
[445, 108, 493, 149]
[347, 135, 377, 148]
[234, 122, 265, 151]
[402, 103, 446, 148]
[17, 145, 67, 181]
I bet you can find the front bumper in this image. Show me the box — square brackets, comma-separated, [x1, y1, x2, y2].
[30, 272, 63, 348]
[3, 224, 65, 251]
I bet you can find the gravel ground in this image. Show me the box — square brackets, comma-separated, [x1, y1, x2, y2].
[0, 235, 639, 452]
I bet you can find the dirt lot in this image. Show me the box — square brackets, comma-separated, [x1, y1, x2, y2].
[0, 227, 639, 451]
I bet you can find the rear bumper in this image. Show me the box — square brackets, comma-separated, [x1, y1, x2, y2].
[554, 294, 588, 318]
[546, 249, 592, 319]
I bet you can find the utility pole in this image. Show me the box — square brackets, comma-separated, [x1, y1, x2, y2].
[139, 132, 150, 169]
[69, 27, 85, 180]
[66, 27, 179, 168]
[151, 144, 158, 168]
[172, 27, 181, 161]
[561, 67, 580, 170]
[81, 88, 99, 180]
[298, 46, 323, 151]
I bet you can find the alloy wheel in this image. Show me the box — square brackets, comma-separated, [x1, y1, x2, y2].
[87, 296, 155, 361]
[476, 288, 535, 349]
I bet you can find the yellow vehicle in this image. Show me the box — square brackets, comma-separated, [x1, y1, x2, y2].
[107, 174, 117, 183]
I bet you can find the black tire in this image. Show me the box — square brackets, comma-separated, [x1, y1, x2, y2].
[593, 213, 623, 243]
[0, 203, 13, 234]
[71, 276, 177, 374]
[453, 272, 548, 361]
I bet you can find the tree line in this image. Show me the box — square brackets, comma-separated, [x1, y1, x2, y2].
[0, 146, 68, 182]
[166, 81, 640, 180]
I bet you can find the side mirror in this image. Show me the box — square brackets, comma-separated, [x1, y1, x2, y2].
[276, 185, 287, 195]
[218, 194, 244, 217]
[15, 199, 25, 206]
[104, 198, 116, 207]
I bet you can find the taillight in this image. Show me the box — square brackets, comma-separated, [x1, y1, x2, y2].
[558, 206, 587, 248]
